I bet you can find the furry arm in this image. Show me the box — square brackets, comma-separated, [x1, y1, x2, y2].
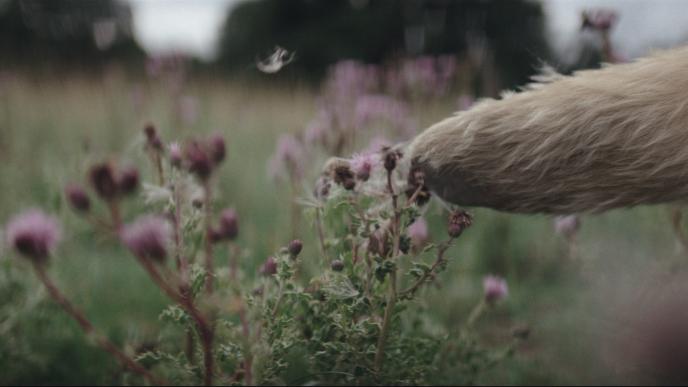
[409, 46, 688, 214]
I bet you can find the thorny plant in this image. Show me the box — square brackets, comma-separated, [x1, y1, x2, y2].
[3, 125, 522, 385]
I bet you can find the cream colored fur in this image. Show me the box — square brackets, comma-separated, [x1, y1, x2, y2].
[409, 46, 688, 214]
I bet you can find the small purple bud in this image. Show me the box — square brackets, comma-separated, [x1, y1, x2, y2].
[169, 142, 183, 168]
[483, 275, 508, 304]
[89, 163, 119, 201]
[144, 123, 163, 151]
[288, 239, 303, 257]
[65, 183, 90, 213]
[208, 133, 226, 165]
[331, 259, 344, 272]
[185, 141, 213, 180]
[260, 256, 278, 276]
[218, 208, 239, 240]
[118, 167, 139, 195]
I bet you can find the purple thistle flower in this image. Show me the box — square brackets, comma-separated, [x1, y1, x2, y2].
[218, 208, 239, 240]
[483, 275, 509, 304]
[118, 167, 140, 195]
[288, 239, 303, 257]
[65, 183, 91, 213]
[260, 256, 278, 276]
[185, 141, 213, 180]
[268, 134, 305, 182]
[5, 209, 61, 262]
[121, 215, 172, 263]
[89, 162, 119, 201]
[407, 218, 429, 248]
[169, 142, 183, 168]
[350, 152, 378, 181]
[554, 215, 580, 239]
[207, 133, 226, 165]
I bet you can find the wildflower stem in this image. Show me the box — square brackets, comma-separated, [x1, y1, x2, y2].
[133, 255, 214, 386]
[228, 244, 253, 386]
[398, 239, 453, 298]
[466, 299, 487, 328]
[202, 180, 215, 294]
[315, 207, 329, 263]
[375, 169, 402, 373]
[31, 263, 166, 385]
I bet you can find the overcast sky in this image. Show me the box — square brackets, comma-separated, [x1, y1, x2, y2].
[130, 0, 688, 61]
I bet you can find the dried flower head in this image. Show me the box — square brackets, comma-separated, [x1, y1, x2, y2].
[448, 210, 473, 238]
[5, 209, 61, 263]
[65, 183, 91, 213]
[218, 208, 239, 240]
[406, 167, 431, 206]
[383, 148, 402, 172]
[121, 215, 172, 263]
[314, 176, 332, 201]
[89, 162, 119, 201]
[483, 275, 509, 304]
[333, 165, 356, 190]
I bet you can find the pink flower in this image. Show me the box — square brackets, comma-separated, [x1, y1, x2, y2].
[5, 209, 61, 262]
[407, 218, 429, 248]
[554, 215, 580, 239]
[483, 275, 509, 304]
[121, 215, 172, 262]
[260, 256, 278, 276]
[268, 134, 305, 181]
[218, 208, 238, 240]
[168, 142, 183, 168]
[65, 183, 91, 213]
[350, 153, 378, 181]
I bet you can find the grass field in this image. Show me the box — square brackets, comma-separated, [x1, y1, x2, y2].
[1, 72, 685, 385]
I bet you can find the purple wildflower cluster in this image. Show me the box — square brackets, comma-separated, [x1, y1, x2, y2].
[268, 55, 462, 184]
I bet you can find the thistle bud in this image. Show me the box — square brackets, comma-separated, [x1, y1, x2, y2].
[185, 141, 213, 180]
[65, 184, 90, 213]
[144, 123, 163, 151]
[288, 239, 303, 257]
[448, 210, 473, 238]
[118, 167, 139, 195]
[208, 133, 226, 164]
[169, 142, 183, 168]
[260, 256, 278, 276]
[89, 163, 119, 201]
[331, 259, 344, 272]
[383, 149, 401, 172]
[483, 275, 508, 304]
[218, 208, 239, 240]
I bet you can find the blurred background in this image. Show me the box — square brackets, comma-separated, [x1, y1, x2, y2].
[2, 0, 688, 385]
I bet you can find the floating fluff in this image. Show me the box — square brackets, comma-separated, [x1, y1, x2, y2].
[409, 46, 688, 214]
